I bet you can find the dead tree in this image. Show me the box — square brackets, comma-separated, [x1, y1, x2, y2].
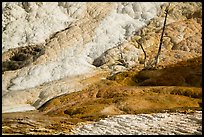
[154, 3, 171, 67]
[138, 42, 147, 68]
[136, 3, 171, 70]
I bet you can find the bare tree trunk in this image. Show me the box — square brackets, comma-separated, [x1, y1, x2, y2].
[138, 42, 147, 68]
[155, 3, 171, 67]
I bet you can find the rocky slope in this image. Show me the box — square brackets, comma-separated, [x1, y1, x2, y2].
[2, 56, 202, 135]
[2, 2, 165, 112]
[2, 2, 202, 135]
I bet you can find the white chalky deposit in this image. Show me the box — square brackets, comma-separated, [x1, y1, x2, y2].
[2, 2, 165, 113]
[2, 2, 76, 53]
[70, 111, 202, 135]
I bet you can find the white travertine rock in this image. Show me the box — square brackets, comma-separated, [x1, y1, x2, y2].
[2, 104, 36, 113]
[92, 41, 143, 68]
[87, 2, 163, 60]
[2, 2, 75, 53]
[70, 111, 202, 135]
[2, 2, 165, 113]
[58, 2, 87, 19]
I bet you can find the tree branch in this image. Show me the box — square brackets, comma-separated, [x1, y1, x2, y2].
[155, 3, 171, 67]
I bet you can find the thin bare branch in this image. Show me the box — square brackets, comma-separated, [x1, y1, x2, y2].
[155, 3, 171, 67]
[138, 42, 147, 68]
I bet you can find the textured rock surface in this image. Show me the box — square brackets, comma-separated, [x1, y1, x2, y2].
[2, 56, 202, 135]
[2, 110, 202, 135]
[70, 111, 202, 135]
[2, 2, 74, 52]
[2, 2, 165, 112]
[2, 2, 202, 135]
